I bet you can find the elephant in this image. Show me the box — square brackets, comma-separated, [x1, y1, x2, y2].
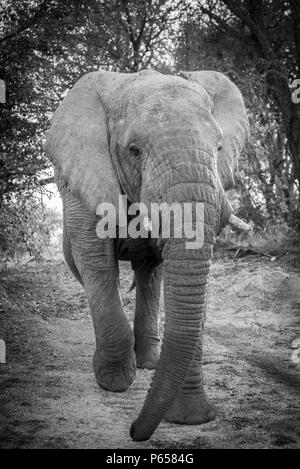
[45, 69, 250, 441]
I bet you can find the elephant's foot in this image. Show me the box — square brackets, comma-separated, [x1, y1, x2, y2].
[135, 338, 160, 370]
[164, 392, 217, 425]
[93, 351, 136, 392]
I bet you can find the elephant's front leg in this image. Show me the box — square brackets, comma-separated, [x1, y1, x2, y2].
[85, 266, 136, 392]
[134, 263, 162, 369]
[64, 194, 136, 393]
[164, 332, 217, 424]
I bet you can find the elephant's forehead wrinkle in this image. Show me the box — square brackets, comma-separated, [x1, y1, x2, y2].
[110, 75, 211, 118]
[110, 89, 213, 144]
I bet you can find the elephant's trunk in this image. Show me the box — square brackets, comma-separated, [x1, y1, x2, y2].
[130, 133, 231, 441]
[130, 245, 212, 441]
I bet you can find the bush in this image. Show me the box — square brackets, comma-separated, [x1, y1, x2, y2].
[0, 190, 62, 265]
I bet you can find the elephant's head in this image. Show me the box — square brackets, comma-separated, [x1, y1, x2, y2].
[45, 69, 250, 440]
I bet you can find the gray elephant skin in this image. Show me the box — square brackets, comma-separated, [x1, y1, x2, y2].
[45, 69, 249, 441]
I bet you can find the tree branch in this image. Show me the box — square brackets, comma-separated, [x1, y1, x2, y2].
[220, 0, 277, 59]
[289, 0, 300, 72]
[0, 0, 49, 44]
[197, 2, 247, 43]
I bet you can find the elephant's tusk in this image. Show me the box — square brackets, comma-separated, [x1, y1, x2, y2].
[228, 214, 252, 232]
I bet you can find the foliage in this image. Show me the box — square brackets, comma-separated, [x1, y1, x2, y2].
[238, 70, 299, 227]
[0, 0, 299, 262]
[174, 1, 300, 229]
[0, 0, 186, 261]
[0, 194, 49, 262]
[0, 187, 63, 264]
[0, 1, 185, 203]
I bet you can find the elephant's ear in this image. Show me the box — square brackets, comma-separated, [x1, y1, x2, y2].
[179, 71, 250, 190]
[45, 71, 129, 213]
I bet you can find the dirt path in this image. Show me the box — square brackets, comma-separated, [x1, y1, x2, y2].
[0, 254, 299, 449]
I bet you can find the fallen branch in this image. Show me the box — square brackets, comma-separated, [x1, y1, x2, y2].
[216, 239, 287, 261]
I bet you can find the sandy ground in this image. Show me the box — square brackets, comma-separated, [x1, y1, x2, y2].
[0, 251, 299, 449]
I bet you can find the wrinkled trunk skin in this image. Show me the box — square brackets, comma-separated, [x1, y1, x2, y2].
[131, 245, 212, 441]
[130, 133, 231, 441]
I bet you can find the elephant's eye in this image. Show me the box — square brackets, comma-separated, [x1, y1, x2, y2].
[129, 143, 141, 158]
[217, 144, 223, 151]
